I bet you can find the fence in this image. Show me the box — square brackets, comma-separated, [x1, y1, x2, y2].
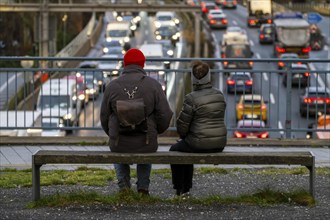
[0, 56, 329, 139]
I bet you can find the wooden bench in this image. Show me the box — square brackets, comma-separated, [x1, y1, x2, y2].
[32, 150, 315, 201]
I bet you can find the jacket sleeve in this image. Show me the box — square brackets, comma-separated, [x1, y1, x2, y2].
[154, 84, 173, 134]
[100, 85, 112, 136]
[176, 94, 193, 138]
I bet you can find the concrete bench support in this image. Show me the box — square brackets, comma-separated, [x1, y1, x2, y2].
[32, 151, 315, 201]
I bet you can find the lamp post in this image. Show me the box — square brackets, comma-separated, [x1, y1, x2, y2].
[62, 13, 68, 49]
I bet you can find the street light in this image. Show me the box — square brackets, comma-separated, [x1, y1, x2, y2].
[62, 13, 68, 48]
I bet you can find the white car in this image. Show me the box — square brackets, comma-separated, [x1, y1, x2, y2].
[154, 11, 180, 28]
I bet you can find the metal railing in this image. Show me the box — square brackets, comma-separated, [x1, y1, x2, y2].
[0, 56, 329, 139]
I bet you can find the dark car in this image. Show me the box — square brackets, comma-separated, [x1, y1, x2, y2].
[233, 119, 269, 139]
[158, 39, 175, 69]
[300, 86, 330, 117]
[154, 25, 180, 45]
[207, 9, 228, 29]
[258, 24, 274, 44]
[222, 44, 254, 70]
[277, 53, 300, 70]
[226, 72, 253, 94]
[282, 63, 310, 87]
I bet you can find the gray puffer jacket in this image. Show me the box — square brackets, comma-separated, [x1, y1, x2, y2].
[100, 65, 173, 153]
[177, 83, 227, 151]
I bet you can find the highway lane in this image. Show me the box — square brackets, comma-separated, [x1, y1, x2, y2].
[213, 5, 329, 138]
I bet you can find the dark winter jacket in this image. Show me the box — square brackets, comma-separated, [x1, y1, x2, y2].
[177, 83, 227, 151]
[100, 65, 173, 153]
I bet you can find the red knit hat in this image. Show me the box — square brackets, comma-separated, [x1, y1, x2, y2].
[123, 48, 145, 68]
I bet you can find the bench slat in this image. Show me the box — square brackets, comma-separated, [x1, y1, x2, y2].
[33, 151, 314, 166]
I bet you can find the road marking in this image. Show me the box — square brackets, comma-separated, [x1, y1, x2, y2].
[309, 63, 325, 88]
[166, 41, 183, 100]
[249, 40, 254, 46]
[256, 53, 260, 59]
[263, 72, 268, 81]
[270, 93, 275, 104]
[324, 45, 328, 51]
[0, 73, 22, 93]
[233, 20, 238, 25]
[278, 121, 284, 135]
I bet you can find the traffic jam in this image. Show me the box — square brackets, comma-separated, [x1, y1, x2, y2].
[0, 0, 329, 140]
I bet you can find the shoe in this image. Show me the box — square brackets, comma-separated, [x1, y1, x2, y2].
[176, 189, 183, 196]
[181, 192, 191, 199]
[138, 189, 149, 196]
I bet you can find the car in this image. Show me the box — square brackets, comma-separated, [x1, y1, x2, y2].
[78, 62, 105, 93]
[258, 24, 274, 44]
[201, 1, 220, 17]
[282, 63, 310, 87]
[277, 53, 300, 70]
[222, 44, 254, 70]
[236, 94, 268, 122]
[98, 54, 122, 78]
[233, 119, 269, 139]
[158, 39, 175, 69]
[154, 25, 180, 45]
[206, 9, 228, 29]
[116, 14, 138, 36]
[116, 11, 141, 28]
[63, 75, 89, 108]
[215, 0, 237, 9]
[83, 75, 100, 100]
[299, 86, 330, 117]
[225, 26, 247, 36]
[102, 40, 126, 55]
[227, 72, 253, 94]
[154, 11, 180, 28]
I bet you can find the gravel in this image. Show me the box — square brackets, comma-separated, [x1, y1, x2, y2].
[1, 170, 329, 220]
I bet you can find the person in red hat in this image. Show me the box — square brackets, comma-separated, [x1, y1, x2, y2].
[100, 48, 173, 195]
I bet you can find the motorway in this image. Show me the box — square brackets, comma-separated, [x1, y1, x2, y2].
[0, 3, 329, 139]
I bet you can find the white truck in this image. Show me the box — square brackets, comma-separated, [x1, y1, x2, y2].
[247, 0, 272, 27]
[35, 78, 82, 135]
[0, 111, 41, 136]
[273, 12, 311, 58]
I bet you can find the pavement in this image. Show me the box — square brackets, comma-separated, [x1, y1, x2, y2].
[1, 142, 329, 170]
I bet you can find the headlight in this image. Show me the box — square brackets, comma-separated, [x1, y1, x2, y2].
[159, 71, 165, 75]
[162, 85, 166, 91]
[76, 72, 81, 77]
[63, 113, 72, 120]
[119, 39, 124, 44]
[170, 21, 175, 26]
[167, 50, 174, 56]
[124, 37, 130, 43]
[103, 47, 109, 53]
[172, 35, 178, 40]
[130, 25, 137, 31]
[174, 19, 180, 24]
[98, 80, 103, 85]
[106, 37, 112, 42]
[78, 94, 85, 100]
[134, 16, 141, 22]
[155, 22, 161, 28]
[176, 32, 181, 37]
[156, 35, 162, 40]
[89, 88, 96, 94]
[116, 16, 123, 22]
[112, 70, 119, 75]
[72, 95, 77, 101]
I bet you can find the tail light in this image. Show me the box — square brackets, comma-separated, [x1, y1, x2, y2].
[304, 98, 312, 103]
[258, 132, 269, 139]
[208, 14, 212, 19]
[302, 47, 311, 53]
[210, 19, 216, 24]
[227, 79, 235, 85]
[249, 61, 254, 66]
[245, 80, 253, 86]
[222, 19, 228, 24]
[233, 0, 237, 4]
[304, 72, 310, 77]
[202, 8, 208, 13]
[223, 1, 227, 4]
[326, 99, 330, 104]
[222, 54, 226, 58]
[223, 61, 228, 66]
[261, 105, 267, 110]
[237, 104, 244, 109]
[297, 62, 302, 64]
[278, 62, 284, 67]
[249, 19, 255, 25]
[267, 19, 272, 24]
[234, 131, 245, 138]
[259, 34, 265, 39]
[276, 47, 286, 53]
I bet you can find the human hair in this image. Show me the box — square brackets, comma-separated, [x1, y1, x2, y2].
[191, 60, 209, 80]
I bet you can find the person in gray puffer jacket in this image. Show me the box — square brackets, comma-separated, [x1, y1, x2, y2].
[170, 60, 227, 196]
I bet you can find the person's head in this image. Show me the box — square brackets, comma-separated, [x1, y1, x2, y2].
[191, 60, 211, 86]
[123, 48, 145, 68]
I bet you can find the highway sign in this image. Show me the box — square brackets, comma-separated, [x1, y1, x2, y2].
[307, 12, 323, 24]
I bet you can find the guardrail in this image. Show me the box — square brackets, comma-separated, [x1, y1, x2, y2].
[0, 57, 329, 140]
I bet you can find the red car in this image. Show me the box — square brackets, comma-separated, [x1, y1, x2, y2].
[233, 119, 269, 139]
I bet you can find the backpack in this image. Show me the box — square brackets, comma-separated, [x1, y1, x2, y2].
[115, 76, 149, 144]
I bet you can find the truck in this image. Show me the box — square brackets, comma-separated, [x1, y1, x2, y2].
[273, 12, 311, 58]
[247, 0, 272, 27]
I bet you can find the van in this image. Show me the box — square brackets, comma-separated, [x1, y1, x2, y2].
[139, 43, 166, 92]
[36, 78, 82, 134]
[105, 21, 132, 47]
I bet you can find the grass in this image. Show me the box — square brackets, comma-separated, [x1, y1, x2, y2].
[1, 167, 327, 207]
[1, 167, 329, 188]
[27, 188, 315, 208]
